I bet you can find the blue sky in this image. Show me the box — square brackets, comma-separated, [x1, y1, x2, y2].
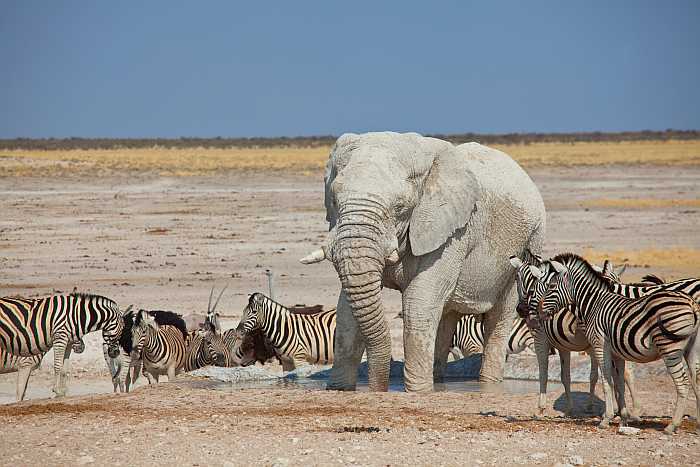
[1, 1, 698, 137]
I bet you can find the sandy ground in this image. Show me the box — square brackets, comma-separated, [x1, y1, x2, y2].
[1, 164, 699, 465]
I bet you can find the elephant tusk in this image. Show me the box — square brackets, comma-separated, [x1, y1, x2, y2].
[299, 248, 326, 264]
[386, 249, 400, 265]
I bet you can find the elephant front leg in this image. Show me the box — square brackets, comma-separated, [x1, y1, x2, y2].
[328, 290, 366, 391]
[480, 283, 517, 383]
[433, 311, 461, 383]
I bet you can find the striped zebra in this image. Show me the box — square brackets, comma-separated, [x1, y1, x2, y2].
[1, 339, 85, 401]
[0, 293, 124, 397]
[130, 309, 190, 383]
[103, 308, 141, 393]
[510, 253, 640, 417]
[451, 315, 534, 358]
[182, 315, 236, 371]
[535, 253, 700, 433]
[236, 293, 335, 370]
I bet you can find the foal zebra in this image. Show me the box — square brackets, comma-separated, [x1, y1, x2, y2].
[236, 293, 335, 370]
[1, 339, 85, 401]
[451, 315, 534, 358]
[130, 309, 190, 382]
[536, 253, 700, 433]
[0, 293, 124, 396]
[510, 253, 640, 416]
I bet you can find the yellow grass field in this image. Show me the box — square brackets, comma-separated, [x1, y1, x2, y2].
[581, 198, 700, 209]
[583, 247, 700, 276]
[1, 140, 699, 177]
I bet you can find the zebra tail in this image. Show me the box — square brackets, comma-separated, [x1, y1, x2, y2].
[656, 299, 700, 342]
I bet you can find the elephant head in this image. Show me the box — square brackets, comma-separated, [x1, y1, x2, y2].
[301, 132, 480, 390]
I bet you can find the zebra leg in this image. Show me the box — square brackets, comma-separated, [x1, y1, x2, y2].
[450, 348, 464, 361]
[533, 330, 550, 415]
[622, 364, 641, 422]
[16, 364, 33, 401]
[685, 336, 700, 434]
[588, 354, 599, 412]
[51, 338, 69, 397]
[592, 343, 616, 428]
[281, 356, 296, 372]
[662, 350, 690, 434]
[433, 311, 461, 383]
[559, 350, 574, 416]
[612, 357, 630, 426]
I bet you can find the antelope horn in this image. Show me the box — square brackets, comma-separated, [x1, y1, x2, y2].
[207, 286, 215, 313]
[211, 283, 229, 313]
[300, 248, 326, 264]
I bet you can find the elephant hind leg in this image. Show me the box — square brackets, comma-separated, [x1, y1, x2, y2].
[433, 311, 461, 383]
[480, 284, 518, 383]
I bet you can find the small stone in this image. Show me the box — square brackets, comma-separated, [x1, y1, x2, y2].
[529, 452, 547, 460]
[554, 464, 574, 467]
[568, 455, 584, 465]
[271, 458, 289, 467]
[291, 437, 300, 445]
[618, 426, 641, 435]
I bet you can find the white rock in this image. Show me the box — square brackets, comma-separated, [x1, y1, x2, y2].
[568, 455, 584, 465]
[272, 458, 289, 467]
[530, 452, 547, 459]
[617, 426, 641, 435]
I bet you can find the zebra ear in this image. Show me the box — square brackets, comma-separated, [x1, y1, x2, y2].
[602, 260, 614, 275]
[509, 256, 523, 269]
[615, 263, 627, 277]
[550, 260, 568, 274]
[591, 263, 604, 273]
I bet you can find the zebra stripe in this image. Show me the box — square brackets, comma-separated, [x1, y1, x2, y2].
[451, 315, 534, 357]
[0, 293, 123, 397]
[537, 253, 700, 432]
[237, 293, 335, 369]
[600, 264, 700, 303]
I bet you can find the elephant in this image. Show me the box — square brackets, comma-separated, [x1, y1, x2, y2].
[300, 132, 545, 392]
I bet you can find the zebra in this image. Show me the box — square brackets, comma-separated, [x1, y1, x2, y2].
[130, 309, 190, 383]
[0, 292, 124, 396]
[534, 253, 700, 433]
[103, 307, 141, 393]
[236, 292, 335, 370]
[451, 315, 534, 359]
[510, 252, 640, 417]
[1, 338, 85, 401]
[182, 315, 236, 371]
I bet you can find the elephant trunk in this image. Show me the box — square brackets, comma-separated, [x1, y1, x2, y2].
[332, 205, 392, 391]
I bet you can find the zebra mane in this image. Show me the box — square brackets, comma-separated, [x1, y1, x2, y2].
[136, 309, 189, 341]
[69, 292, 115, 303]
[550, 252, 608, 285]
[249, 292, 287, 310]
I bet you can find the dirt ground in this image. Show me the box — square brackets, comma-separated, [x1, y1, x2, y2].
[1, 162, 699, 465]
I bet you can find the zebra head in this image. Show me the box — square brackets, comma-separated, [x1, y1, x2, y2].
[131, 309, 158, 358]
[200, 318, 231, 367]
[509, 253, 551, 328]
[101, 302, 128, 358]
[536, 260, 575, 319]
[237, 293, 265, 333]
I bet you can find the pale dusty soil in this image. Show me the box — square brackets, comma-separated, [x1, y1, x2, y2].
[0, 165, 699, 465]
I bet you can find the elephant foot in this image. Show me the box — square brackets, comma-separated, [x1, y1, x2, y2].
[597, 419, 610, 429]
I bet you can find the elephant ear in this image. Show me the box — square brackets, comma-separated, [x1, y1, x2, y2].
[409, 146, 480, 256]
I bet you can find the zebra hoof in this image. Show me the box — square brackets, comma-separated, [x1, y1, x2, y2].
[597, 419, 610, 429]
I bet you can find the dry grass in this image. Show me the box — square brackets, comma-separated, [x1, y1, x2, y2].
[583, 247, 700, 273]
[1, 140, 699, 177]
[581, 198, 700, 209]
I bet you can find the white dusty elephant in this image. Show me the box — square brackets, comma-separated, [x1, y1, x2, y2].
[301, 132, 545, 391]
